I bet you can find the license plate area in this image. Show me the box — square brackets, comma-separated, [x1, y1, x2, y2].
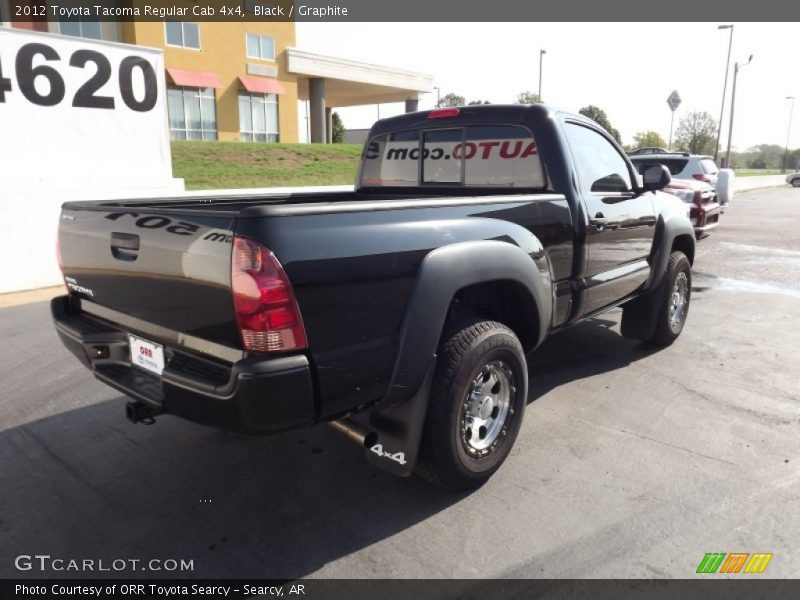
[128, 334, 165, 376]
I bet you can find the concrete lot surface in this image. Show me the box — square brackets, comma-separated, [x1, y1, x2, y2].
[0, 186, 798, 579]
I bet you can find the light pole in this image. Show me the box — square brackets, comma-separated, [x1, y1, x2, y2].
[538, 49, 546, 101]
[714, 24, 734, 162]
[783, 96, 795, 173]
[724, 54, 753, 170]
[433, 85, 440, 108]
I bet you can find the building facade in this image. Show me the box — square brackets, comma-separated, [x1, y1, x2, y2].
[121, 21, 298, 142]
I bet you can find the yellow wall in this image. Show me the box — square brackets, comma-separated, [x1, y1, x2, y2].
[121, 22, 298, 142]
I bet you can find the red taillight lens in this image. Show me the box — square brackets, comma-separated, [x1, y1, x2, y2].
[231, 237, 307, 353]
[428, 108, 460, 119]
[693, 173, 711, 182]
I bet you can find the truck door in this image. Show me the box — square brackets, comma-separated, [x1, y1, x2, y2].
[563, 121, 657, 315]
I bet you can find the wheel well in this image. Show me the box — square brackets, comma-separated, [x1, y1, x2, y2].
[671, 234, 695, 265]
[445, 280, 539, 352]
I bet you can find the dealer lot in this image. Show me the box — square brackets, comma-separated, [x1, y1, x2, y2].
[1, 186, 798, 579]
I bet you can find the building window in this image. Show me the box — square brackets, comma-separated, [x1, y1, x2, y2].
[168, 86, 217, 141]
[246, 34, 275, 61]
[165, 22, 200, 50]
[239, 92, 279, 142]
[58, 19, 102, 40]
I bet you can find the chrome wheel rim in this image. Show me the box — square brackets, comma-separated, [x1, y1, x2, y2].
[460, 360, 515, 457]
[669, 271, 689, 329]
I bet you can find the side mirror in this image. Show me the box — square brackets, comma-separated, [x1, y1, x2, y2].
[642, 164, 671, 191]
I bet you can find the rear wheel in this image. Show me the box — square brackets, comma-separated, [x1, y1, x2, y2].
[792, 178, 800, 188]
[416, 320, 528, 490]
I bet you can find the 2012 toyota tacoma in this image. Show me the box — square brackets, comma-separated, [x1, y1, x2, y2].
[52, 104, 695, 490]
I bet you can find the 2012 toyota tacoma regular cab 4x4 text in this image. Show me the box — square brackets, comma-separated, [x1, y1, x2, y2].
[52, 104, 695, 490]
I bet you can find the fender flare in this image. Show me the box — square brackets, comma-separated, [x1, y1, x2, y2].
[645, 212, 695, 293]
[622, 210, 695, 342]
[386, 238, 552, 408]
[360, 239, 552, 476]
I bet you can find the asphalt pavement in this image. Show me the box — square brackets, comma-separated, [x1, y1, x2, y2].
[1, 185, 798, 579]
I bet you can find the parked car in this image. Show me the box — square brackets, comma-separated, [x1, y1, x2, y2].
[630, 160, 721, 239]
[664, 179, 721, 239]
[786, 172, 800, 187]
[52, 104, 695, 490]
[628, 147, 669, 155]
[629, 153, 731, 209]
[629, 152, 719, 185]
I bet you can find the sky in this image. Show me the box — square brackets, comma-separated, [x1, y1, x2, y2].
[295, 22, 799, 151]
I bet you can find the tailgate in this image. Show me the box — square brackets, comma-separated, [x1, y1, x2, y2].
[58, 206, 240, 349]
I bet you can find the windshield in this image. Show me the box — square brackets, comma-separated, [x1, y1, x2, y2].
[631, 158, 688, 176]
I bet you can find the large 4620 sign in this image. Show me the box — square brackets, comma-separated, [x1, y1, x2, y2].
[0, 41, 157, 111]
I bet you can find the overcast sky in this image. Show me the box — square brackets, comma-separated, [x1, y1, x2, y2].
[295, 22, 798, 151]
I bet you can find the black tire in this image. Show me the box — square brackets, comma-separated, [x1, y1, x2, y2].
[416, 320, 528, 490]
[792, 178, 800, 188]
[649, 251, 692, 347]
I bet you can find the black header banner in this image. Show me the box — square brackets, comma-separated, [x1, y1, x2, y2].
[6, 0, 800, 22]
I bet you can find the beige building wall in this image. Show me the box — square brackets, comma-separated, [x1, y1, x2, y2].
[121, 22, 299, 142]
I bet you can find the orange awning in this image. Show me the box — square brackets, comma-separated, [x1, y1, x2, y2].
[238, 75, 287, 95]
[166, 68, 223, 89]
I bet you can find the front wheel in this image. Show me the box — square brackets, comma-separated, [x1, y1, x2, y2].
[416, 320, 528, 490]
[792, 178, 800, 188]
[649, 251, 692, 346]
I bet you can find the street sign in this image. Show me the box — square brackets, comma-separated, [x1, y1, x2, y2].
[667, 90, 682, 112]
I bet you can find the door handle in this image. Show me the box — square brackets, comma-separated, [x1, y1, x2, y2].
[590, 213, 608, 230]
[110, 232, 139, 261]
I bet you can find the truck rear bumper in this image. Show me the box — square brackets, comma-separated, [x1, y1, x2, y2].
[51, 295, 315, 435]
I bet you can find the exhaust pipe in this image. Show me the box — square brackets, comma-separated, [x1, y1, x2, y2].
[329, 418, 378, 448]
[125, 401, 163, 424]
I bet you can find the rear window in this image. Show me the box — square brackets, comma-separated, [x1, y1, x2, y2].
[360, 125, 546, 188]
[700, 158, 719, 174]
[631, 158, 688, 176]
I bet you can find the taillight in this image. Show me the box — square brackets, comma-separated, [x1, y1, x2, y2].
[693, 173, 711, 182]
[231, 237, 307, 353]
[428, 108, 460, 119]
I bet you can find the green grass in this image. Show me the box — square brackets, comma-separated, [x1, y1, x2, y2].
[732, 168, 784, 177]
[171, 141, 362, 190]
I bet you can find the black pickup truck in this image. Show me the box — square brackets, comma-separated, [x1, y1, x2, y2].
[53, 104, 695, 490]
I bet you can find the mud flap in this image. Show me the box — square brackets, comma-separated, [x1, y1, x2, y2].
[363, 358, 436, 477]
[620, 289, 660, 341]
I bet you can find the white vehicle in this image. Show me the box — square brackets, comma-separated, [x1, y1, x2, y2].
[629, 153, 729, 206]
[786, 172, 800, 187]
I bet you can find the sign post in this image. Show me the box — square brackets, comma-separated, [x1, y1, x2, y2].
[667, 90, 682, 150]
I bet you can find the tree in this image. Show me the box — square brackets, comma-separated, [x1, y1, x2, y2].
[516, 90, 542, 104]
[673, 111, 718, 155]
[437, 93, 465, 108]
[632, 130, 667, 150]
[331, 112, 345, 144]
[468, 99, 491, 105]
[578, 105, 622, 144]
